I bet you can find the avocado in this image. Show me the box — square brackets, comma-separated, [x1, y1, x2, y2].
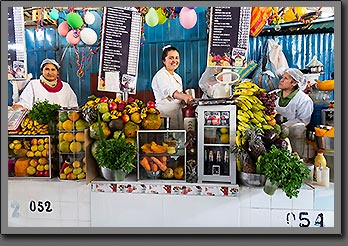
[108, 118, 124, 131]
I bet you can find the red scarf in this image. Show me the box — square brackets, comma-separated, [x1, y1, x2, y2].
[40, 77, 63, 92]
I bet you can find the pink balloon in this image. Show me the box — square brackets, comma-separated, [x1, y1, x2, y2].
[179, 7, 197, 29]
[66, 30, 80, 45]
[58, 21, 69, 37]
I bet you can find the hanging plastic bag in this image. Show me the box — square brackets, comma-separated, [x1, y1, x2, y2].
[252, 39, 289, 92]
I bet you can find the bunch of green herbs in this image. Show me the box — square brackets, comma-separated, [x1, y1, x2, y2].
[28, 100, 60, 124]
[256, 145, 310, 199]
[94, 114, 136, 174]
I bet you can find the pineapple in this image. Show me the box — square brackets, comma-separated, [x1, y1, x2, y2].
[245, 126, 266, 161]
[231, 144, 256, 173]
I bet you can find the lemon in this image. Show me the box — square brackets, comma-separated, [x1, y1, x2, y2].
[26, 166, 36, 175]
[70, 142, 82, 153]
[62, 120, 74, 130]
[220, 133, 229, 144]
[72, 160, 81, 168]
[220, 127, 229, 134]
[75, 132, 85, 142]
[63, 132, 74, 142]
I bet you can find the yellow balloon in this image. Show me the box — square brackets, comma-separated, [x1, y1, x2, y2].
[156, 8, 167, 25]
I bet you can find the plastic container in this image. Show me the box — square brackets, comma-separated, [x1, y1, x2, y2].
[323, 150, 334, 182]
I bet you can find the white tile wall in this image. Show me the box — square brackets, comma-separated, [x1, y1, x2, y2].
[7, 179, 335, 228]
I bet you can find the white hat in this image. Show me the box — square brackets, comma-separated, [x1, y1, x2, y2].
[40, 59, 60, 70]
[284, 68, 306, 88]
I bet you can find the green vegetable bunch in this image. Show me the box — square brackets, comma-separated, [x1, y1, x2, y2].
[256, 145, 311, 199]
[94, 113, 136, 174]
[28, 100, 61, 125]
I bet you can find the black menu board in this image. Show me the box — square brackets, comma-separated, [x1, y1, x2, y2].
[207, 7, 251, 68]
[8, 7, 27, 80]
[98, 7, 142, 93]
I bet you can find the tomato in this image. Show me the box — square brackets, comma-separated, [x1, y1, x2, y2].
[100, 96, 109, 103]
[146, 101, 155, 108]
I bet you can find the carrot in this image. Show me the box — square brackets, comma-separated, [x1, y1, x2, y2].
[160, 156, 167, 165]
[140, 157, 151, 171]
[150, 156, 167, 171]
[151, 163, 159, 172]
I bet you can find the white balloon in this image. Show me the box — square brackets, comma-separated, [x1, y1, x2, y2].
[84, 11, 95, 25]
[80, 27, 98, 45]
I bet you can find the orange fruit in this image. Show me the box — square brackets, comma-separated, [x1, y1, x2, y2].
[68, 111, 80, 121]
[62, 120, 73, 130]
[75, 132, 85, 142]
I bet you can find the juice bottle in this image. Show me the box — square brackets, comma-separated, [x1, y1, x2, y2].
[314, 151, 327, 180]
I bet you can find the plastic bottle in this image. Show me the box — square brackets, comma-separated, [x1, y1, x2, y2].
[315, 151, 327, 169]
[314, 151, 327, 180]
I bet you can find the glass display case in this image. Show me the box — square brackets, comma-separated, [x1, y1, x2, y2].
[196, 104, 237, 184]
[137, 130, 186, 182]
[8, 135, 57, 178]
[57, 108, 87, 181]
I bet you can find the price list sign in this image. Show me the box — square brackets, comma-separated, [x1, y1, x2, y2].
[98, 7, 141, 93]
[8, 7, 27, 80]
[207, 7, 251, 68]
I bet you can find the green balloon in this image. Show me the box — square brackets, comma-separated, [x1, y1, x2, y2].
[67, 12, 83, 29]
[145, 7, 159, 27]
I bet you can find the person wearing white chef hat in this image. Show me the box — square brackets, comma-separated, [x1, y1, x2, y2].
[12, 58, 78, 110]
[151, 45, 193, 129]
[274, 68, 314, 157]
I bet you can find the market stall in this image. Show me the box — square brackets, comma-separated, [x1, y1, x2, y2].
[6, 5, 338, 231]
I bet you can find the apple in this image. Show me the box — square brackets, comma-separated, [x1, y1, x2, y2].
[108, 101, 117, 111]
[29, 158, 38, 167]
[127, 97, 135, 104]
[37, 139, 45, 145]
[30, 138, 38, 145]
[43, 170, 50, 177]
[35, 171, 44, 177]
[117, 101, 126, 111]
[147, 101, 155, 109]
[100, 96, 109, 103]
[121, 114, 130, 123]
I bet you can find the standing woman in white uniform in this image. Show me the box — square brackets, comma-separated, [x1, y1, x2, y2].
[275, 68, 314, 156]
[12, 58, 78, 110]
[151, 46, 193, 129]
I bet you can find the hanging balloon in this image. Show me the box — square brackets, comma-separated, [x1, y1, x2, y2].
[179, 7, 197, 29]
[156, 8, 167, 25]
[80, 27, 98, 45]
[145, 7, 159, 27]
[89, 11, 102, 35]
[49, 8, 59, 20]
[67, 12, 84, 29]
[58, 21, 69, 37]
[84, 11, 95, 25]
[66, 30, 81, 45]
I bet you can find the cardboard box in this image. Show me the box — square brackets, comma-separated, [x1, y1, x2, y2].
[84, 129, 100, 183]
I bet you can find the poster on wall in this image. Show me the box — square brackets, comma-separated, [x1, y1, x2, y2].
[207, 7, 251, 68]
[98, 7, 142, 93]
[8, 7, 27, 80]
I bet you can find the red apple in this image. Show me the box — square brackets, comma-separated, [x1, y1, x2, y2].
[100, 96, 109, 103]
[121, 114, 130, 123]
[35, 171, 44, 177]
[43, 170, 50, 177]
[108, 101, 117, 111]
[117, 101, 126, 111]
[146, 101, 155, 109]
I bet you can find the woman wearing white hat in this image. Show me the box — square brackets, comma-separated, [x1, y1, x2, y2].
[12, 58, 78, 110]
[275, 68, 314, 157]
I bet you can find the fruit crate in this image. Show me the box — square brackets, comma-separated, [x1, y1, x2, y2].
[137, 130, 186, 182]
[57, 108, 88, 181]
[8, 135, 58, 179]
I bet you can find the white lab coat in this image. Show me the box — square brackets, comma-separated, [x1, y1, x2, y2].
[151, 67, 184, 129]
[275, 89, 314, 127]
[17, 79, 78, 110]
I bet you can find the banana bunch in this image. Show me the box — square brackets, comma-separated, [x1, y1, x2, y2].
[19, 116, 49, 135]
[140, 107, 160, 120]
[234, 81, 275, 142]
[124, 102, 140, 114]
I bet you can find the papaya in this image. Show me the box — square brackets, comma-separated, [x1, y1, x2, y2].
[316, 79, 334, 91]
[142, 113, 161, 130]
[14, 157, 30, 177]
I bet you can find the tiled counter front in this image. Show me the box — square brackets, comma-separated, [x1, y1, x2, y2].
[90, 180, 334, 228]
[8, 179, 334, 228]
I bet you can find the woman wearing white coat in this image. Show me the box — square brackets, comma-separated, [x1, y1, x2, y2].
[275, 68, 314, 156]
[12, 58, 78, 110]
[151, 45, 193, 129]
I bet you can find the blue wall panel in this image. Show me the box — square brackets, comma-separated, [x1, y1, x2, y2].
[20, 8, 334, 107]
